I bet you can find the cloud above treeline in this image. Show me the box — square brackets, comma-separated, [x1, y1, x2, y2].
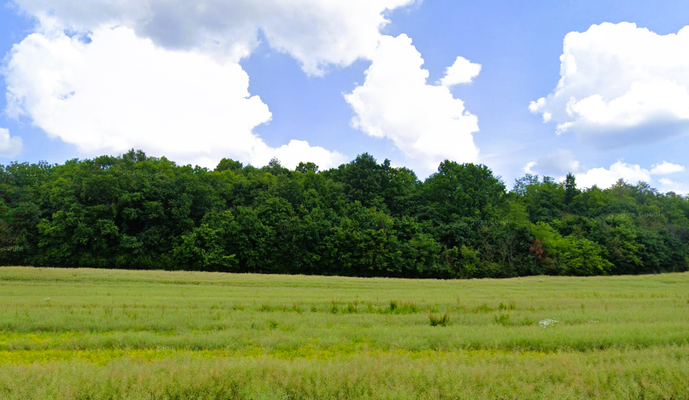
[4, 25, 346, 169]
[650, 161, 686, 175]
[345, 35, 481, 174]
[575, 161, 687, 194]
[5, 0, 439, 169]
[530, 22, 689, 150]
[575, 162, 653, 189]
[523, 149, 580, 179]
[524, 150, 686, 192]
[0, 128, 22, 157]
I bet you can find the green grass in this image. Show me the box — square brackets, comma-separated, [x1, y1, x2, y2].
[1, 267, 689, 399]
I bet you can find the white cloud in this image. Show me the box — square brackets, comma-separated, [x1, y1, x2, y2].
[530, 22, 689, 149]
[523, 162, 537, 174]
[3, 26, 344, 169]
[523, 149, 580, 178]
[657, 178, 689, 195]
[439, 56, 481, 88]
[575, 161, 652, 189]
[650, 161, 685, 175]
[4, 0, 424, 168]
[345, 34, 480, 174]
[524, 155, 689, 192]
[252, 139, 347, 170]
[12, 0, 416, 75]
[0, 128, 23, 158]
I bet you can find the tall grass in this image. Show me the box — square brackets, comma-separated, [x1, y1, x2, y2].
[1, 267, 689, 399]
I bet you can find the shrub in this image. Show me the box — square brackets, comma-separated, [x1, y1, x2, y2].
[385, 300, 418, 314]
[428, 312, 451, 326]
[494, 313, 510, 325]
[473, 303, 494, 313]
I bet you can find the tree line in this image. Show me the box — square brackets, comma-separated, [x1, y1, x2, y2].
[1, 150, 688, 278]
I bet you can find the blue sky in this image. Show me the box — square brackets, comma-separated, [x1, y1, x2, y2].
[2, 0, 689, 192]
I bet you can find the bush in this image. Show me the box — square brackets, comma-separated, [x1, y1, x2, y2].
[428, 312, 451, 326]
[494, 312, 510, 325]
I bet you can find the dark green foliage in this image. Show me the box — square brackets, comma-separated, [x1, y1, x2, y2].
[428, 312, 451, 326]
[424, 161, 505, 221]
[215, 158, 243, 173]
[494, 312, 510, 325]
[1, 151, 688, 278]
[564, 172, 579, 207]
[517, 175, 565, 223]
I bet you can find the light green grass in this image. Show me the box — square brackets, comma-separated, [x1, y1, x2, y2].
[1, 267, 689, 399]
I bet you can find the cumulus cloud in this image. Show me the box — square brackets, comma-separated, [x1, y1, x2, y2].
[650, 161, 685, 175]
[0, 128, 22, 158]
[657, 178, 689, 195]
[523, 149, 581, 178]
[524, 153, 688, 191]
[251, 139, 347, 170]
[575, 161, 652, 189]
[4, 26, 345, 169]
[530, 22, 689, 149]
[345, 34, 480, 174]
[11, 0, 416, 75]
[438, 56, 481, 88]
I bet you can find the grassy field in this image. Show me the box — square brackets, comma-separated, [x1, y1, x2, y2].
[0, 267, 688, 399]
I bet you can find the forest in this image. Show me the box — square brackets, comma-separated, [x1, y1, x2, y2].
[1, 150, 688, 278]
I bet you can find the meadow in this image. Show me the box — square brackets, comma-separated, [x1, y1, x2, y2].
[0, 267, 688, 399]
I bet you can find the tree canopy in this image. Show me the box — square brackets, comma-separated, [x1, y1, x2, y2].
[1, 151, 687, 278]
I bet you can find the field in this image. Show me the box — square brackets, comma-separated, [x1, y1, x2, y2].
[0, 267, 688, 399]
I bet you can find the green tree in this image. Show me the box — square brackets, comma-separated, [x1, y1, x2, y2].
[423, 161, 505, 222]
[564, 172, 579, 206]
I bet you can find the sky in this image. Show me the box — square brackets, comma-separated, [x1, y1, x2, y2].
[1, 0, 689, 193]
